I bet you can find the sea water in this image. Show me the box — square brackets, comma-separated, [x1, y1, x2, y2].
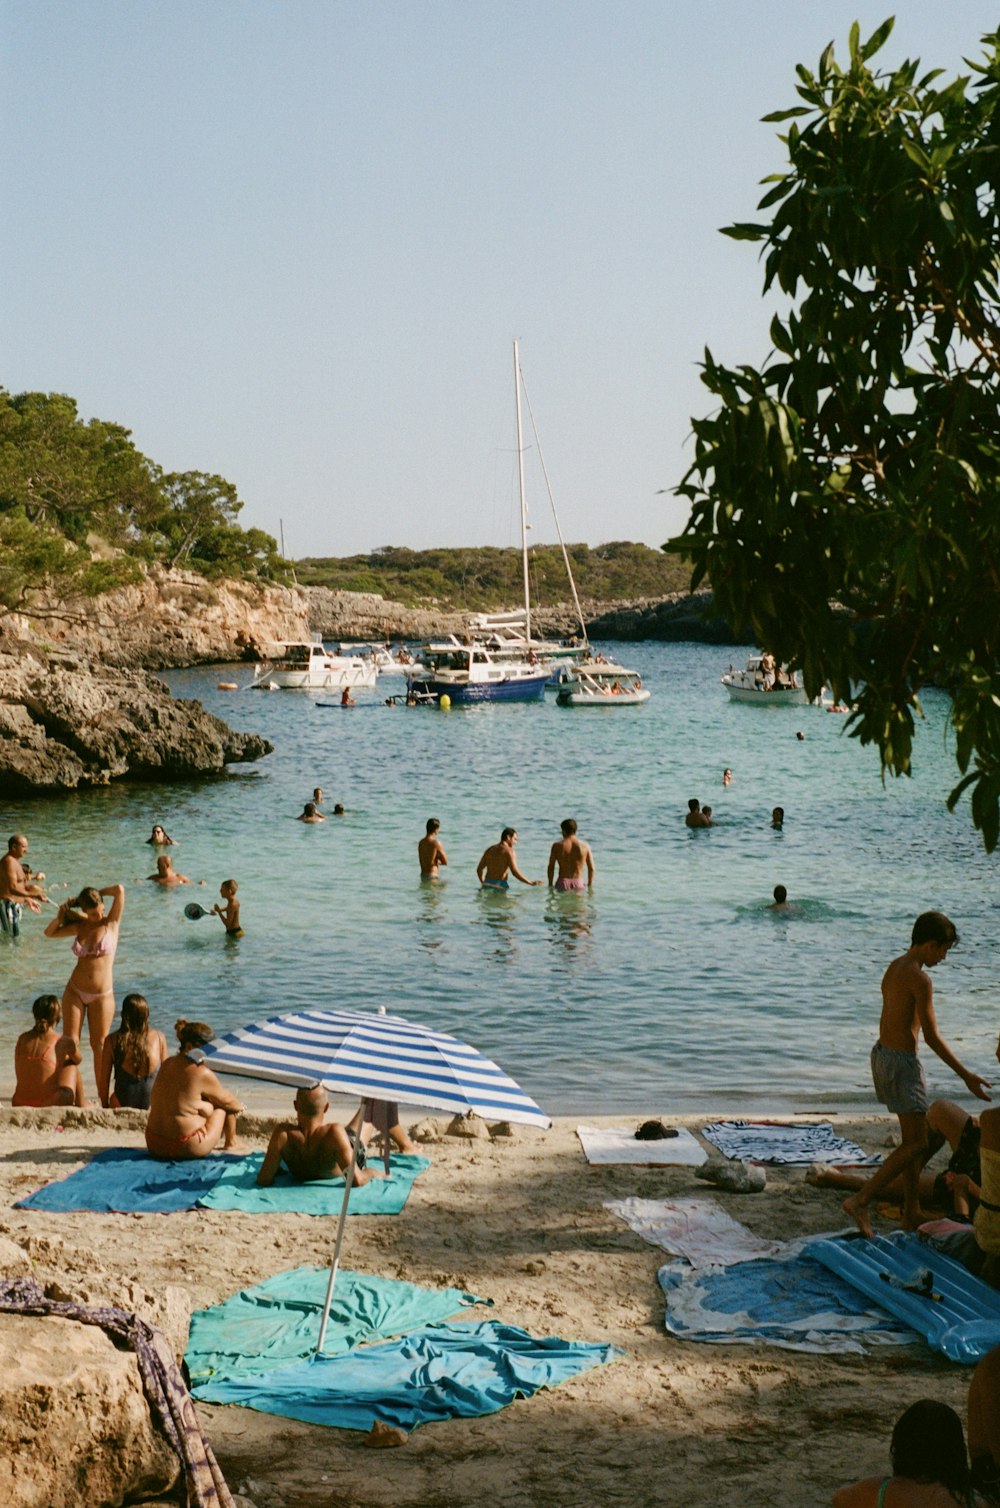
[1, 641, 996, 1115]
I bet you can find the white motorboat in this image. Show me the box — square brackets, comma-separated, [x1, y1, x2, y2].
[338, 643, 417, 675]
[253, 641, 378, 691]
[721, 655, 808, 705]
[556, 661, 650, 707]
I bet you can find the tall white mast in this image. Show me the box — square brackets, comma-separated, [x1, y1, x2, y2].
[513, 339, 531, 642]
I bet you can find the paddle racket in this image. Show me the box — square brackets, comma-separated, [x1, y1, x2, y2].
[184, 903, 209, 920]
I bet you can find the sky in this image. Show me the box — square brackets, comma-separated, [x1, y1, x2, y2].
[3, 3, 998, 561]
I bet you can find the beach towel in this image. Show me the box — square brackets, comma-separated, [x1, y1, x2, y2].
[606, 1196, 783, 1267]
[811, 1230, 1000, 1363]
[192, 1320, 621, 1432]
[16, 1147, 429, 1216]
[658, 1238, 916, 1355]
[701, 1120, 882, 1167]
[0, 1277, 235, 1508]
[15, 1147, 233, 1214]
[195, 1151, 430, 1215]
[577, 1125, 707, 1167]
[186, 1267, 489, 1386]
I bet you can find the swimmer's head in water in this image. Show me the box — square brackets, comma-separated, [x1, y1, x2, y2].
[333, 804, 345, 815]
[773, 885, 787, 903]
[156, 856, 172, 874]
[687, 799, 700, 813]
[31, 993, 60, 1029]
[303, 803, 317, 816]
[175, 1018, 214, 1049]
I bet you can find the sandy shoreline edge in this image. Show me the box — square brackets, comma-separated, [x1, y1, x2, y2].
[0, 1106, 975, 1508]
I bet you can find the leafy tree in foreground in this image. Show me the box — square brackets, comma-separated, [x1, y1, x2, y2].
[667, 20, 1000, 848]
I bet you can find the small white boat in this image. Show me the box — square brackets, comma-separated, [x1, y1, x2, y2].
[338, 643, 416, 675]
[556, 661, 650, 707]
[721, 655, 808, 705]
[253, 640, 377, 691]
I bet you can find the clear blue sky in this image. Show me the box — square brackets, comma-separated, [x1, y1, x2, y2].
[3, 3, 996, 560]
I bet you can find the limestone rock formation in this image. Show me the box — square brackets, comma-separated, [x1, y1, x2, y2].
[0, 642, 272, 795]
[0, 1313, 180, 1508]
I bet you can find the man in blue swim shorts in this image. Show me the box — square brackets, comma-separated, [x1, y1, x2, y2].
[476, 828, 543, 890]
[0, 835, 45, 939]
[843, 911, 991, 1238]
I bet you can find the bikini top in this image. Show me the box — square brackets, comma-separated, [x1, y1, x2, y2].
[72, 925, 118, 960]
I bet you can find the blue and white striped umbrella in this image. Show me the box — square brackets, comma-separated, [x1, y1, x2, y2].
[202, 1006, 551, 1129]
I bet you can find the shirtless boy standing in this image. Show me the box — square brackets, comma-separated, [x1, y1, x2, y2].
[843, 911, 991, 1237]
[477, 828, 542, 889]
[547, 819, 594, 891]
[418, 818, 448, 878]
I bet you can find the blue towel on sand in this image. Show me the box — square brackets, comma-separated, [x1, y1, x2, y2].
[196, 1152, 429, 1214]
[186, 1266, 489, 1384]
[17, 1147, 428, 1216]
[812, 1230, 1000, 1363]
[192, 1320, 621, 1432]
[658, 1238, 916, 1354]
[15, 1147, 232, 1213]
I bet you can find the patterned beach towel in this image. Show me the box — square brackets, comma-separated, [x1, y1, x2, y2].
[701, 1120, 882, 1167]
[606, 1196, 783, 1267]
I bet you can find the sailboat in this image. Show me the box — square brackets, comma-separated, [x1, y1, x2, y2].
[413, 343, 560, 704]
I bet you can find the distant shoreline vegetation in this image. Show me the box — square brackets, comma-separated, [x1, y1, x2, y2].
[295, 542, 691, 612]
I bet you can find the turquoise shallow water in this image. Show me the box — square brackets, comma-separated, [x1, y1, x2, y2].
[2, 641, 996, 1115]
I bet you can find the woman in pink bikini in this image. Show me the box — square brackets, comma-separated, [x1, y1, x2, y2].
[44, 883, 125, 1095]
[11, 994, 84, 1108]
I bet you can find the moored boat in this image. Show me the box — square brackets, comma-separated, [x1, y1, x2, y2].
[556, 661, 650, 707]
[721, 654, 808, 705]
[411, 645, 549, 703]
[253, 641, 378, 691]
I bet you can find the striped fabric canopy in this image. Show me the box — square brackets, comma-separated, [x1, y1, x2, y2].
[203, 1007, 551, 1129]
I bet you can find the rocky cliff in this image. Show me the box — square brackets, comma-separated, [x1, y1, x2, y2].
[0, 638, 272, 795]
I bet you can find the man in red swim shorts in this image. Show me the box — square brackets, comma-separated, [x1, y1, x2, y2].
[547, 819, 595, 892]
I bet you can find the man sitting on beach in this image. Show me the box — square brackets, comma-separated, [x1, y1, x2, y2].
[842, 911, 991, 1237]
[1, 834, 46, 936]
[548, 819, 594, 891]
[477, 828, 543, 889]
[145, 1019, 245, 1160]
[256, 1085, 372, 1187]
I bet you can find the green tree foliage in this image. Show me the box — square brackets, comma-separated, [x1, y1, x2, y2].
[0, 389, 288, 613]
[296, 542, 690, 609]
[668, 20, 1000, 849]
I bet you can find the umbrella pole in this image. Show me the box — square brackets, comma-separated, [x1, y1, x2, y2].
[315, 1105, 363, 1354]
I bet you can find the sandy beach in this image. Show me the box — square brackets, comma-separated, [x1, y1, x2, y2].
[0, 1104, 981, 1508]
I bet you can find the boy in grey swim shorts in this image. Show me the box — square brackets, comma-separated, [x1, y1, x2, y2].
[842, 912, 991, 1238]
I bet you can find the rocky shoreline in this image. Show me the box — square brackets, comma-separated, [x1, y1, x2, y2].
[0, 567, 730, 794]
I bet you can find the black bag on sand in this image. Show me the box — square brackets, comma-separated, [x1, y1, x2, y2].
[635, 1120, 679, 1141]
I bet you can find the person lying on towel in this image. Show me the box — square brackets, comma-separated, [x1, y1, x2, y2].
[256, 1085, 374, 1188]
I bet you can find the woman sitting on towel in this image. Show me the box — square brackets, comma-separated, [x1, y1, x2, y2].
[12, 995, 84, 1108]
[98, 994, 168, 1110]
[145, 1019, 245, 1161]
[832, 1398, 977, 1505]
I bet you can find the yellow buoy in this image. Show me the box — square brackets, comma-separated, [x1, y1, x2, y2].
[217, 682, 238, 691]
[438, 694, 451, 710]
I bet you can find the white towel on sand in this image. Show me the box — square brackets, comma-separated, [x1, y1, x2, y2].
[606, 1195, 782, 1266]
[576, 1125, 707, 1167]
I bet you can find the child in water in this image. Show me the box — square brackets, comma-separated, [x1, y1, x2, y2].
[212, 879, 243, 937]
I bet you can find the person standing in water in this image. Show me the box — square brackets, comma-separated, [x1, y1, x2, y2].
[418, 818, 448, 878]
[842, 911, 991, 1238]
[547, 819, 594, 891]
[44, 883, 125, 1096]
[477, 829, 542, 890]
[212, 879, 243, 936]
[1, 834, 46, 937]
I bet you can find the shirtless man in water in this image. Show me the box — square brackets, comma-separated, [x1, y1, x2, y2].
[256, 1085, 372, 1187]
[842, 911, 990, 1237]
[477, 828, 542, 889]
[547, 819, 594, 891]
[145, 1020, 245, 1160]
[418, 818, 448, 878]
[1, 834, 46, 936]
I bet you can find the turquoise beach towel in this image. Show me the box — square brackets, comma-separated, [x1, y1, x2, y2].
[192, 1319, 621, 1432]
[195, 1151, 430, 1215]
[15, 1147, 231, 1213]
[186, 1266, 489, 1385]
